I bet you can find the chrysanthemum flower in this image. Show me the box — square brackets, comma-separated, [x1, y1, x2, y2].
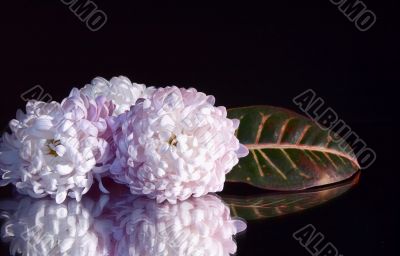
[110, 86, 248, 203]
[111, 194, 246, 256]
[80, 76, 152, 115]
[0, 89, 115, 203]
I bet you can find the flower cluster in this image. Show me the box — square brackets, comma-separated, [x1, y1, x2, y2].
[0, 76, 247, 204]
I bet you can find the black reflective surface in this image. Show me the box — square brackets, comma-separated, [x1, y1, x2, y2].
[0, 191, 247, 255]
[0, 174, 362, 255]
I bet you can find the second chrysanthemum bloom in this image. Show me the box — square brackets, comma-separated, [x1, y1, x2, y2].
[110, 86, 248, 203]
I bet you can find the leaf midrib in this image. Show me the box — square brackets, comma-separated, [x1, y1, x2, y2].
[245, 143, 360, 168]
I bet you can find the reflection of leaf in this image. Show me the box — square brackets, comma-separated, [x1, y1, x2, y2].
[227, 106, 359, 190]
[222, 172, 359, 220]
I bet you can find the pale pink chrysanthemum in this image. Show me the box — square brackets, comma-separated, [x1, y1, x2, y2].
[80, 76, 154, 115]
[110, 86, 248, 203]
[0, 88, 115, 203]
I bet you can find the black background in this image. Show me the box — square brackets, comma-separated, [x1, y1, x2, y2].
[0, 0, 398, 255]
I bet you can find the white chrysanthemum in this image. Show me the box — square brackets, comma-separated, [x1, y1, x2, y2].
[80, 76, 152, 115]
[0, 196, 112, 256]
[111, 194, 246, 256]
[0, 89, 114, 203]
[110, 86, 248, 203]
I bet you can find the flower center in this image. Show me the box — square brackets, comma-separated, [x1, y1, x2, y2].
[168, 134, 178, 146]
[47, 139, 61, 157]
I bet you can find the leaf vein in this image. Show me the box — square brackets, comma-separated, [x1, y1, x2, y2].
[257, 149, 288, 180]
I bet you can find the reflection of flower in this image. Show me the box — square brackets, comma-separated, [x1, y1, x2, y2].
[0, 196, 111, 256]
[110, 86, 249, 203]
[111, 194, 246, 256]
[0, 194, 246, 256]
[80, 76, 152, 115]
[0, 89, 115, 203]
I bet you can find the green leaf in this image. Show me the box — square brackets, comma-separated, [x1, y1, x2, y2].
[227, 106, 359, 190]
[222, 172, 359, 220]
